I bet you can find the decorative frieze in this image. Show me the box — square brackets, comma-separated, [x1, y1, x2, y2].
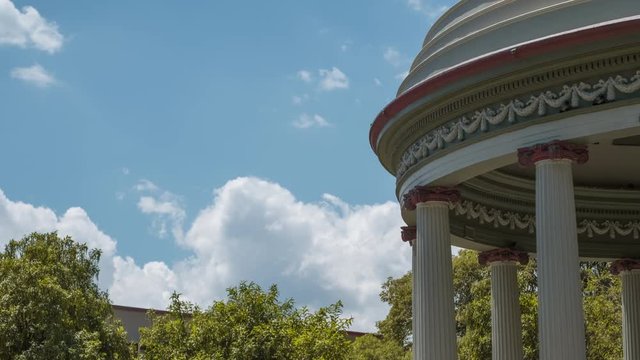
[402, 186, 460, 211]
[451, 200, 535, 233]
[397, 71, 640, 178]
[518, 140, 588, 167]
[450, 200, 640, 239]
[578, 220, 640, 239]
[479, 248, 529, 266]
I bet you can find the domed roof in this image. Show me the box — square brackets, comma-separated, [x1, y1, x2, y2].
[399, 0, 640, 96]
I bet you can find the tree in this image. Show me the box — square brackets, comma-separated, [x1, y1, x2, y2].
[375, 249, 622, 360]
[582, 262, 623, 360]
[139, 282, 352, 360]
[348, 334, 411, 360]
[0, 232, 132, 359]
[376, 272, 412, 348]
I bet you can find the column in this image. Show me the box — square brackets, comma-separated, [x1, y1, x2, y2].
[518, 140, 588, 360]
[403, 186, 459, 360]
[479, 249, 529, 360]
[612, 259, 640, 360]
[401, 225, 417, 352]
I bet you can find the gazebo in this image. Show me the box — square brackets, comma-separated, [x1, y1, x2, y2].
[369, 1, 640, 359]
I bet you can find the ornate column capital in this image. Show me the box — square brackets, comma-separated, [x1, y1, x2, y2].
[479, 248, 529, 266]
[401, 226, 416, 244]
[611, 258, 640, 275]
[402, 186, 460, 211]
[517, 140, 588, 167]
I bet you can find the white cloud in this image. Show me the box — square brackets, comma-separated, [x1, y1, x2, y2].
[374, 78, 382, 86]
[0, 179, 418, 331]
[292, 113, 331, 129]
[110, 177, 410, 331]
[134, 179, 159, 192]
[0, 0, 63, 53]
[406, 0, 449, 19]
[340, 40, 352, 53]
[384, 47, 404, 67]
[407, 0, 423, 11]
[318, 67, 349, 91]
[10, 64, 55, 87]
[0, 189, 118, 288]
[296, 70, 313, 83]
[134, 180, 185, 242]
[291, 93, 309, 105]
[110, 257, 178, 308]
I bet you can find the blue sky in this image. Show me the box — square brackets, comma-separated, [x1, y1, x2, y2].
[0, 0, 453, 330]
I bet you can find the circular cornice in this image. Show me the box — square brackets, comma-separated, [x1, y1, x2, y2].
[369, 17, 640, 155]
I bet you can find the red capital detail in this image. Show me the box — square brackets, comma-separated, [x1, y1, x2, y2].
[402, 186, 460, 211]
[401, 226, 416, 243]
[478, 248, 529, 266]
[610, 259, 640, 275]
[517, 140, 588, 167]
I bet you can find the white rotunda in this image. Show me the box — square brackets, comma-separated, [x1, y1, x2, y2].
[370, 1, 640, 359]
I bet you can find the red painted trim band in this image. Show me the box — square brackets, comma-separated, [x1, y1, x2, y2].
[369, 18, 640, 153]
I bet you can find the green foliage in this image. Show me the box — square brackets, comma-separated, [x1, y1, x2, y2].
[374, 249, 622, 360]
[348, 334, 411, 360]
[376, 272, 412, 348]
[453, 250, 492, 360]
[517, 258, 539, 360]
[582, 262, 623, 360]
[139, 282, 352, 360]
[0, 232, 132, 359]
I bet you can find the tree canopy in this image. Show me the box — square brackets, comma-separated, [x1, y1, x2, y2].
[0, 232, 132, 359]
[368, 249, 622, 360]
[139, 282, 352, 360]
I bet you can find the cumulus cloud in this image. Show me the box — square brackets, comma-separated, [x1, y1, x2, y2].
[296, 70, 313, 83]
[134, 180, 185, 242]
[318, 67, 349, 91]
[0, 178, 414, 331]
[0, 0, 63, 53]
[110, 257, 178, 308]
[292, 113, 331, 129]
[110, 177, 410, 330]
[295, 67, 349, 91]
[10, 64, 56, 87]
[0, 189, 118, 288]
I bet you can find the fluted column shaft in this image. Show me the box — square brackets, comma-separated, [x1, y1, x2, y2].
[490, 261, 524, 360]
[414, 201, 457, 360]
[621, 269, 640, 360]
[519, 141, 588, 360]
[535, 158, 586, 360]
[412, 239, 417, 355]
[480, 249, 528, 360]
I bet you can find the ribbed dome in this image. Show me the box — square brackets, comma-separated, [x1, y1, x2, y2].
[399, 0, 640, 96]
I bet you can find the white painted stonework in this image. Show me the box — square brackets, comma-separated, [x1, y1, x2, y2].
[414, 202, 457, 360]
[622, 270, 640, 360]
[489, 261, 524, 360]
[535, 159, 586, 360]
